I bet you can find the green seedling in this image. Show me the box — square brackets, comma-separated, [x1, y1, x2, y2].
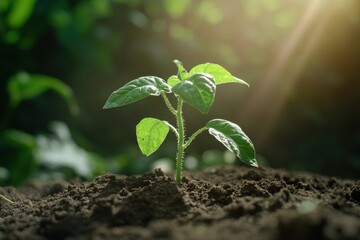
[104, 60, 257, 183]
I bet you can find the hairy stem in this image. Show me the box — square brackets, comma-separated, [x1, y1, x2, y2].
[175, 98, 185, 183]
[161, 92, 177, 116]
[183, 127, 207, 150]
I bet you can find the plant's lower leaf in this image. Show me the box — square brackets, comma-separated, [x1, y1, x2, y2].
[103, 76, 171, 109]
[190, 63, 249, 86]
[206, 119, 257, 167]
[172, 73, 216, 114]
[136, 118, 169, 156]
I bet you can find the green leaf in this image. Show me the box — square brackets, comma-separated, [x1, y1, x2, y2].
[0, 0, 10, 13]
[7, 0, 36, 28]
[206, 119, 257, 167]
[167, 75, 181, 87]
[103, 76, 171, 109]
[173, 59, 189, 80]
[1, 129, 36, 148]
[7, 72, 79, 115]
[190, 63, 249, 86]
[0, 129, 37, 186]
[172, 73, 216, 114]
[136, 118, 170, 156]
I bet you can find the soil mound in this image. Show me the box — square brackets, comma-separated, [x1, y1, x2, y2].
[1, 166, 359, 239]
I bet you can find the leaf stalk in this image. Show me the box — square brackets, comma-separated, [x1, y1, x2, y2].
[183, 127, 207, 150]
[161, 92, 177, 116]
[165, 122, 179, 138]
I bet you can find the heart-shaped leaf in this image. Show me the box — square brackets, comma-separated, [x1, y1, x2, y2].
[190, 63, 249, 86]
[167, 75, 181, 87]
[206, 119, 257, 167]
[103, 76, 171, 109]
[136, 118, 169, 156]
[172, 73, 216, 114]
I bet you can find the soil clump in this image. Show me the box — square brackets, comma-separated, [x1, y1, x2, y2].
[1, 166, 359, 240]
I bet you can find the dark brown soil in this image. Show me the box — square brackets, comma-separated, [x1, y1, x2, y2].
[1, 166, 359, 240]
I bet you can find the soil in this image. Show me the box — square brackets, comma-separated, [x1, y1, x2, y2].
[0, 166, 359, 240]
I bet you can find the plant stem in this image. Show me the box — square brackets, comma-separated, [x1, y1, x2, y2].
[183, 127, 207, 150]
[161, 92, 177, 116]
[175, 98, 185, 183]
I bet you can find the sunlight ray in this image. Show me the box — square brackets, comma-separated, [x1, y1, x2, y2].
[241, 0, 329, 147]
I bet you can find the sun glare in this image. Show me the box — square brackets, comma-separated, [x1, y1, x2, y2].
[241, 0, 346, 148]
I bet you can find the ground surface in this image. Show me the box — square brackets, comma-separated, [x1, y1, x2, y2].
[0, 166, 360, 240]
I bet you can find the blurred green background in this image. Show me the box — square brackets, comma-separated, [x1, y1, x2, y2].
[1, 0, 359, 185]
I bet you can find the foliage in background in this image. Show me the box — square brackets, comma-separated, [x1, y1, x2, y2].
[0, 72, 82, 185]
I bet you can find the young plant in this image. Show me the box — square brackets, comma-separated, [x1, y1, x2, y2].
[104, 60, 257, 183]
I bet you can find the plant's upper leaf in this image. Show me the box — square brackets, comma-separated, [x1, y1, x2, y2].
[172, 73, 216, 114]
[167, 75, 181, 87]
[173, 59, 189, 80]
[7, 72, 79, 115]
[206, 119, 257, 167]
[190, 63, 249, 86]
[103, 76, 171, 109]
[136, 117, 169, 156]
